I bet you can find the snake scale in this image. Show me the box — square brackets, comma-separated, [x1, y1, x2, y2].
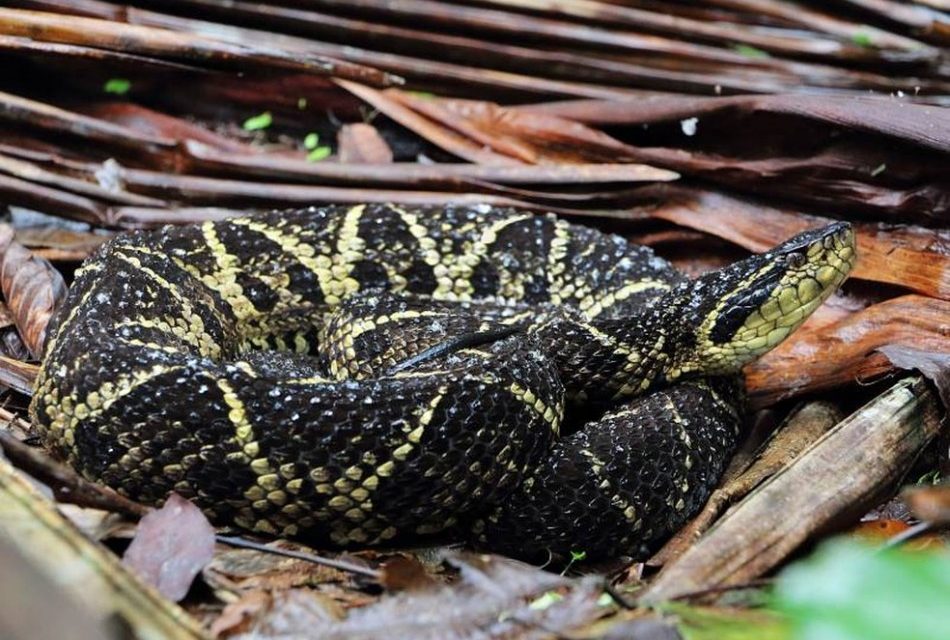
[30, 204, 855, 561]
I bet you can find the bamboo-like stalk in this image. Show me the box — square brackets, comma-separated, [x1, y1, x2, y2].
[0, 455, 208, 639]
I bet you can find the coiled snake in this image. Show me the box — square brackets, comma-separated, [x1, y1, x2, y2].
[30, 204, 855, 561]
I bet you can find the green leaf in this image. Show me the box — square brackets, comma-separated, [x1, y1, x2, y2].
[852, 31, 874, 48]
[306, 146, 331, 162]
[297, 97, 308, 110]
[242, 111, 273, 131]
[733, 44, 770, 59]
[570, 550, 587, 562]
[103, 78, 131, 95]
[303, 133, 320, 150]
[773, 540, 950, 640]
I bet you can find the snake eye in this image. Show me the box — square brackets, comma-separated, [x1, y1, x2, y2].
[786, 252, 806, 269]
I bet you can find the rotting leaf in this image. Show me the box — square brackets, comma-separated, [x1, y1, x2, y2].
[122, 493, 215, 602]
[903, 483, 950, 526]
[378, 554, 437, 591]
[0, 224, 67, 359]
[337, 123, 393, 164]
[0, 355, 39, 395]
[229, 552, 603, 640]
[643, 186, 950, 299]
[877, 346, 950, 408]
[746, 296, 949, 407]
[389, 90, 643, 164]
[203, 546, 362, 594]
[337, 80, 523, 166]
[210, 590, 273, 638]
[13, 227, 108, 262]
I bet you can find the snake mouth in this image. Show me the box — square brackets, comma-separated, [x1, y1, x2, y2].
[690, 222, 856, 373]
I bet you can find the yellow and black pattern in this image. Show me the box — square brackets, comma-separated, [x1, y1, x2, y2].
[30, 204, 855, 559]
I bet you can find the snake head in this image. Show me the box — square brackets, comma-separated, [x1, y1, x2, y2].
[669, 221, 856, 377]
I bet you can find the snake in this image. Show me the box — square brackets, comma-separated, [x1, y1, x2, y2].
[29, 204, 855, 561]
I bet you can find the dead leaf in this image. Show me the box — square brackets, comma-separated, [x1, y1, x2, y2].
[0, 301, 13, 329]
[231, 552, 602, 640]
[14, 226, 109, 261]
[122, 493, 215, 602]
[231, 589, 344, 639]
[849, 518, 945, 551]
[0, 224, 68, 359]
[643, 186, 950, 300]
[210, 590, 273, 638]
[378, 555, 437, 592]
[903, 484, 950, 526]
[0, 355, 38, 395]
[204, 546, 361, 594]
[746, 295, 950, 407]
[850, 519, 912, 542]
[878, 346, 950, 408]
[337, 81, 521, 165]
[389, 90, 642, 164]
[337, 123, 393, 164]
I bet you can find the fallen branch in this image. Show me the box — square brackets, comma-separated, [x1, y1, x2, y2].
[0, 450, 206, 639]
[641, 376, 943, 603]
[0, 410, 149, 519]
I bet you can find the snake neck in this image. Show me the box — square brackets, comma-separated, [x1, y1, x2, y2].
[528, 302, 679, 407]
[531, 220, 855, 407]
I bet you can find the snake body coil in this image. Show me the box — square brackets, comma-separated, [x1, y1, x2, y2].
[30, 204, 855, 560]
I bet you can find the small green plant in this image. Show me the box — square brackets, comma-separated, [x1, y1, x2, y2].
[560, 549, 587, 575]
[242, 111, 273, 131]
[307, 146, 332, 162]
[733, 44, 770, 59]
[103, 78, 131, 95]
[852, 30, 874, 47]
[303, 133, 320, 150]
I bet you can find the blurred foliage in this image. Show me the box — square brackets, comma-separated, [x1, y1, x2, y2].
[773, 540, 950, 640]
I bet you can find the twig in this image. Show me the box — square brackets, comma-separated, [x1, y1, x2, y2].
[215, 534, 383, 580]
[0, 424, 149, 518]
